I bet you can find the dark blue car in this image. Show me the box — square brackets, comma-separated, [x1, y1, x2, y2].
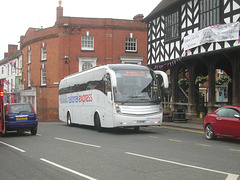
[5, 103, 38, 135]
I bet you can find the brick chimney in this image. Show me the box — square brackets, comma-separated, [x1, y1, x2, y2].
[19, 35, 25, 50]
[4, 53, 8, 59]
[133, 14, 144, 21]
[56, 0, 63, 22]
[8, 44, 18, 57]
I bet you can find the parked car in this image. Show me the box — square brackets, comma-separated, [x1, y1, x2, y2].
[4, 103, 38, 135]
[203, 105, 240, 140]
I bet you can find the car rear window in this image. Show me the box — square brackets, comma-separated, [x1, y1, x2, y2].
[9, 104, 33, 114]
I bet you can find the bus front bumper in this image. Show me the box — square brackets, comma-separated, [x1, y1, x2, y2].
[113, 113, 162, 127]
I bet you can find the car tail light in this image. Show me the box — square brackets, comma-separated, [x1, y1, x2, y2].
[5, 104, 9, 116]
[0, 91, 4, 97]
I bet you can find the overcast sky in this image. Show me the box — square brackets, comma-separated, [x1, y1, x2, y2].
[0, 0, 161, 59]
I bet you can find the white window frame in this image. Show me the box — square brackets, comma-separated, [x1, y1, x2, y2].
[78, 57, 98, 72]
[28, 66, 31, 87]
[41, 43, 47, 61]
[8, 64, 10, 75]
[81, 36, 94, 51]
[11, 79, 13, 92]
[82, 62, 93, 71]
[125, 38, 137, 52]
[120, 56, 143, 65]
[28, 47, 31, 63]
[41, 64, 46, 86]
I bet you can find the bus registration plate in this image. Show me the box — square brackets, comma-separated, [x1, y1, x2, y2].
[137, 120, 145, 123]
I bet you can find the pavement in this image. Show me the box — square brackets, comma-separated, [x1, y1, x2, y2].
[162, 120, 204, 131]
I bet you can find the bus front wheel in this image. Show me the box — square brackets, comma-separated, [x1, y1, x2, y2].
[94, 113, 102, 132]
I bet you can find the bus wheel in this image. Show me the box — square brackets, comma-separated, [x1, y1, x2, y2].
[134, 126, 140, 133]
[67, 113, 72, 127]
[94, 113, 102, 132]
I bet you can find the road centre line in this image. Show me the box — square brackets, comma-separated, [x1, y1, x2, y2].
[0, 141, 26, 153]
[148, 136, 159, 139]
[229, 149, 240, 152]
[125, 152, 239, 180]
[55, 137, 101, 148]
[40, 158, 97, 180]
[196, 143, 211, 147]
[160, 126, 204, 134]
[168, 139, 182, 142]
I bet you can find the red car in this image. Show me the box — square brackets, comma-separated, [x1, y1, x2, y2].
[203, 105, 240, 140]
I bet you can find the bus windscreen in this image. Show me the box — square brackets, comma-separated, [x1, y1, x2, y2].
[114, 70, 160, 104]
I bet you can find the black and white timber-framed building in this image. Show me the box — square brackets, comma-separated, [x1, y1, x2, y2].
[144, 0, 240, 119]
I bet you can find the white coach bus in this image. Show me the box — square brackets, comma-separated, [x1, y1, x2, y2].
[59, 64, 168, 132]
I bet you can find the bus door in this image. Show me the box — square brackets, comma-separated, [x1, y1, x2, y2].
[0, 79, 5, 136]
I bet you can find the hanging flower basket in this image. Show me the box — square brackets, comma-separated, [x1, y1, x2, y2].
[215, 75, 231, 85]
[178, 78, 189, 90]
[195, 76, 207, 84]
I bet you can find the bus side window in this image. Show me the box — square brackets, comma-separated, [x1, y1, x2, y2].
[103, 74, 111, 95]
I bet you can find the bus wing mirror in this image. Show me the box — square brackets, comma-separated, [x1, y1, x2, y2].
[106, 70, 117, 87]
[154, 71, 169, 88]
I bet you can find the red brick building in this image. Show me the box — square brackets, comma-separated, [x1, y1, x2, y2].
[20, 2, 147, 121]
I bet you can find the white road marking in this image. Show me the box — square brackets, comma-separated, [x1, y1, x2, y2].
[55, 137, 101, 148]
[125, 152, 239, 180]
[0, 141, 26, 153]
[40, 158, 97, 180]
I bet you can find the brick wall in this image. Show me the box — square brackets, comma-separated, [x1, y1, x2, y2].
[21, 16, 147, 121]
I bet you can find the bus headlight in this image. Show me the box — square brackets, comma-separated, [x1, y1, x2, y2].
[115, 104, 121, 114]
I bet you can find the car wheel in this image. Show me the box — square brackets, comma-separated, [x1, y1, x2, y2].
[67, 113, 72, 127]
[31, 129, 37, 135]
[205, 124, 216, 140]
[94, 113, 102, 132]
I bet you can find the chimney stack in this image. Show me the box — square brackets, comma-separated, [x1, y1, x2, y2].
[133, 14, 144, 21]
[8, 44, 18, 58]
[19, 35, 25, 50]
[4, 53, 8, 59]
[56, 0, 63, 22]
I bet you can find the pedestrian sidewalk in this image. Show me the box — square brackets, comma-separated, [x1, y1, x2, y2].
[162, 121, 204, 131]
